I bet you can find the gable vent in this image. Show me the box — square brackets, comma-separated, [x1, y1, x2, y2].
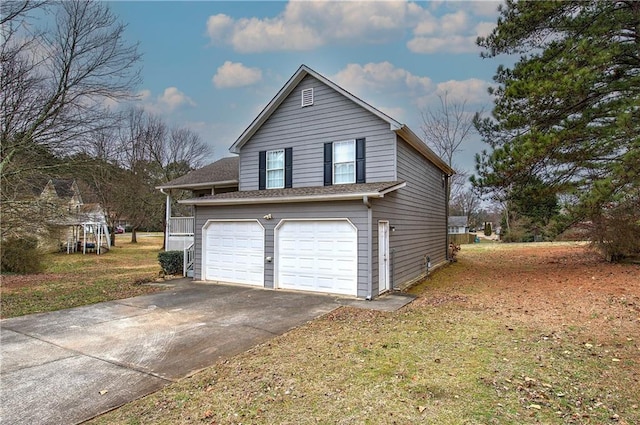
[301, 88, 314, 107]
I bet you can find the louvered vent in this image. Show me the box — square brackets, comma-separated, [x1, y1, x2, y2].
[301, 88, 314, 107]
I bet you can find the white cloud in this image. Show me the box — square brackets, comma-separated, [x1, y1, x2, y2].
[440, 10, 469, 34]
[138, 89, 152, 101]
[212, 61, 263, 88]
[466, 1, 501, 17]
[206, 1, 422, 53]
[138, 87, 195, 114]
[332, 62, 434, 122]
[334, 62, 433, 98]
[475, 21, 497, 38]
[206, 14, 234, 40]
[205, 1, 498, 55]
[413, 13, 439, 36]
[331, 62, 491, 127]
[434, 78, 492, 105]
[408, 4, 499, 54]
[158, 87, 196, 110]
[407, 35, 479, 54]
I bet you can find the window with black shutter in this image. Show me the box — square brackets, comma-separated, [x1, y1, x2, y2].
[323, 138, 366, 185]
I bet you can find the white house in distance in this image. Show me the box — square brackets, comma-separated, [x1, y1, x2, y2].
[159, 65, 455, 299]
[448, 216, 469, 235]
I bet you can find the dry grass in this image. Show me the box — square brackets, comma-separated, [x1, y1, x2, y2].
[0, 233, 170, 318]
[89, 242, 640, 425]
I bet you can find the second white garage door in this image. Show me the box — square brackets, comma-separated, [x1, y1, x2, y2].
[276, 219, 358, 296]
[203, 220, 264, 286]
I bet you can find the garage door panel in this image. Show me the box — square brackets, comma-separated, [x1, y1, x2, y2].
[204, 221, 264, 286]
[276, 220, 357, 296]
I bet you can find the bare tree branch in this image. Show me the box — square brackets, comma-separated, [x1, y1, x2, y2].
[421, 91, 479, 168]
[1, 0, 141, 241]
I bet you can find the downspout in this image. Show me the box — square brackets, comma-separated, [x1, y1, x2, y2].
[363, 195, 373, 300]
[445, 174, 450, 261]
[160, 188, 171, 251]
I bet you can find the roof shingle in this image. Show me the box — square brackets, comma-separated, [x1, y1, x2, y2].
[180, 181, 405, 205]
[157, 156, 239, 189]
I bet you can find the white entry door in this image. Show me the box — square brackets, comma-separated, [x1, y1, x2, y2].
[203, 220, 264, 286]
[276, 219, 358, 296]
[378, 221, 390, 294]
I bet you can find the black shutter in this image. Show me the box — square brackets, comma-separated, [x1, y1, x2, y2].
[355, 138, 366, 183]
[258, 150, 266, 190]
[284, 147, 293, 188]
[323, 142, 333, 186]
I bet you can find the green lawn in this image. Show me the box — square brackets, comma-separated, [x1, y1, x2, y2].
[87, 242, 640, 424]
[1, 233, 169, 318]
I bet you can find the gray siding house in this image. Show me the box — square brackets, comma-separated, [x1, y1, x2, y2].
[175, 65, 454, 299]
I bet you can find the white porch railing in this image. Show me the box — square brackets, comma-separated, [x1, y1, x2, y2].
[169, 216, 194, 235]
[184, 242, 195, 277]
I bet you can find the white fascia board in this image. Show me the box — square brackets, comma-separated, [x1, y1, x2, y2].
[379, 181, 406, 195]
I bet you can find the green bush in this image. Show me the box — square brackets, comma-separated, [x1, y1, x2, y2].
[484, 222, 492, 236]
[1, 237, 44, 274]
[158, 250, 183, 275]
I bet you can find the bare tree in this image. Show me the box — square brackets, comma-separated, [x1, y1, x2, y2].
[1, 0, 141, 239]
[0, 1, 47, 26]
[1, 0, 141, 168]
[112, 107, 212, 243]
[420, 91, 482, 201]
[450, 189, 480, 222]
[167, 127, 210, 169]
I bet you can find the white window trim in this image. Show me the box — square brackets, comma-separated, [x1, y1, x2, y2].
[266, 149, 285, 189]
[332, 139, 356, 185]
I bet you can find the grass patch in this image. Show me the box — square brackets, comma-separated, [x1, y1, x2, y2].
[1, 233, 168, 318]
[88, 242, 640, 425]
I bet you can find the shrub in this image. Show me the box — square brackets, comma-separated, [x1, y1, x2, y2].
[484, 222, 492, 236]
[1, 237, 44, 274]
[590, 200, 640, 262]
[158, 250, 183, 275]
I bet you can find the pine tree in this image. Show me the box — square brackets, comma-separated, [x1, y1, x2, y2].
[473, 0, 640, 259]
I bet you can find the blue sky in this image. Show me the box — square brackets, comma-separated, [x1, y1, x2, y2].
[107, 0, 508, 174]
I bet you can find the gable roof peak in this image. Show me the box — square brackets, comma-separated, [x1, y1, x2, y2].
[229, 64, 403, 155]
[228, 64, 454, 176]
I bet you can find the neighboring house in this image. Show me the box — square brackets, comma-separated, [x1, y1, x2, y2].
[39, 179, 111, 253]
[161, 65, 454, 299]
[448, 216, 469, 235]
[40, 179, 83, 213]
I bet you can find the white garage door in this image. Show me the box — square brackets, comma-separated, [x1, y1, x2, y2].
[203, 220, 264, 286]
[276, 219, 358, 296]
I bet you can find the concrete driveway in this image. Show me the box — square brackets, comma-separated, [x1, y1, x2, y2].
[0, 281, 343, 425]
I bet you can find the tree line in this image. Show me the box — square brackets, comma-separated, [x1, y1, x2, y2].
[1, 1, 211, 246]
[421, 1, 638, 260]
[472, 0, 639, 260]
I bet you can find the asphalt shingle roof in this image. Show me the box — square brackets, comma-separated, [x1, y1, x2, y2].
[158, 156, 239, 189]
[181, 181, 405, 205]
[448, 216, 468, 227]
